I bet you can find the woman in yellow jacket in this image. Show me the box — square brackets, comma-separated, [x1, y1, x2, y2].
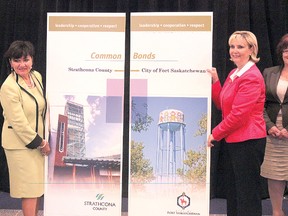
[0, 41, 50, 216]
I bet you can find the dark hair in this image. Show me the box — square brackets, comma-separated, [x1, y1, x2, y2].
[4, 40, 35, 74]
[276, 34, 288, 67]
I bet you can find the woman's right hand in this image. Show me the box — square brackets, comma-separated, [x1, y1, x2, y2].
[206, 67, 219, 84]
[207, 134, 215, 147]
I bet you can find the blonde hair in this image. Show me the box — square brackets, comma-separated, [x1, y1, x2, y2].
[228, 31, 260, 63]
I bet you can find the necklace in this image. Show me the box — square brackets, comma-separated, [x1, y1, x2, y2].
[27, 74, 35, 88]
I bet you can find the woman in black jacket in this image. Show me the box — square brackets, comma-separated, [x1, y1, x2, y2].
[261, 33, 288, 216]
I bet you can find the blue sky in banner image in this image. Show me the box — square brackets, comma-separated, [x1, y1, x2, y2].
[131, 96, 208, 171]
[49, 95, 124, 158]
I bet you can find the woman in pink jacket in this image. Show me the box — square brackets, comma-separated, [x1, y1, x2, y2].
[207, 31, 266, 216]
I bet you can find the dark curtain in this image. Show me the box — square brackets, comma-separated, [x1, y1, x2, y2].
[0, 0, 287, 201]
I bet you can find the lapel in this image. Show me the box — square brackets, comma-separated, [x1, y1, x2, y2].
[270, 69, 280, 101]
[14, 71, 44, 99]
[30, 72, 44, 96]
[16, 75, 29, 90]
[269, 66, 288, 103]
[283, 78, 288, 104]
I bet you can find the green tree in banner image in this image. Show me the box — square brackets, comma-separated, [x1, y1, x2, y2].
[131, 100, 154, 133]
[177, 113, 207, 183]
[130, 140, 155, 183]
[194, 113, 207, 136]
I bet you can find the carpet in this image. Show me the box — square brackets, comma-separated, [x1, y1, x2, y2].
[1, 191, 288, 215]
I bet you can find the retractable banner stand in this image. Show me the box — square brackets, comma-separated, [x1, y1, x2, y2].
[129, 12, 213, 215]
[45, 13, 125, 216]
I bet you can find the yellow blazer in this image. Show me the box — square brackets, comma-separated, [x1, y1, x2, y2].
[0, 71, 47, 149]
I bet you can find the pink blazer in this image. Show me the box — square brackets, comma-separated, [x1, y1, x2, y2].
[212, 64, 266, 143]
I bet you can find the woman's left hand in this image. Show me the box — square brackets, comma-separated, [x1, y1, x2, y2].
[280, 128, 288, 139]
[206, 67, 219, 84]
[39, 140, 51, 156]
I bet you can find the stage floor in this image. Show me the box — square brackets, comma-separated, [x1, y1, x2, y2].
[1, 191, 288, 215]
[0, 211, 228, 216]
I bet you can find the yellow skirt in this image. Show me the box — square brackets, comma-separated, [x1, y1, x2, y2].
[4, 148, 45, 198]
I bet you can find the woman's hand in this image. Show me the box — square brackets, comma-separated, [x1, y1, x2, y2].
[280, 128, 288, 139]
[207, 134, 215, 147]
[268, 126, 281, 137]
[206, 67, 219, 84]
[39, 140, 51, 156]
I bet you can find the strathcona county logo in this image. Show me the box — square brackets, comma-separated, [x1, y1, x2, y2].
[177, 192, 190, 210]
[95, 194, 104, 200]
[83, 193, 116, 211]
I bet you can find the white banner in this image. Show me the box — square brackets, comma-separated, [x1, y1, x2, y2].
[45, 13, 125, 216]
[129, 12, 213, 216]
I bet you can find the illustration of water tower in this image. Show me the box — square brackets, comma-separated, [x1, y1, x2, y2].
[156, 109, 186, 182]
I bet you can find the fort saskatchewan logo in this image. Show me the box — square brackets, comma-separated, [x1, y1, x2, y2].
[177, 192, 190, 210]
